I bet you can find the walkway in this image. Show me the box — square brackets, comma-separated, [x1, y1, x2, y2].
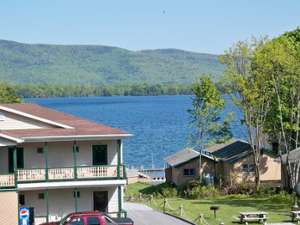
[124, 202, 191, 225]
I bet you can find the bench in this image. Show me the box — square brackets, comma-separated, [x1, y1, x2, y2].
[290, 211, 300, 223]
[239, 212, 268, 225]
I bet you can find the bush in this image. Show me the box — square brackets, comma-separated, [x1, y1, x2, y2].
[140, 182, 178, 198]
[268, 191, 292, 203]
[222, 183, 255, 195]
[253, 186, 278, 197]
[186, 185, 220, 199]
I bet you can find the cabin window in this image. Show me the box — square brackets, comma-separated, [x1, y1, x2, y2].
[73, 191, 80, 198]
[37, 147, 44, 154]
[183, 168, 195, 176]
[92, 145, 108, 165]
[242, 164, 255, 173]
[38, 193, 45, 199]
[19, 194, 25, 206]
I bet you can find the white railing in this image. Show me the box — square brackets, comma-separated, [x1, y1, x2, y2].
[77, 166, 118, 179]
[1, 165, 124, 184]
[0, 174, 15, 187]
[34, 217, 47, 225]
[48, 167, 74, 180]
[17, 169, 46, 182]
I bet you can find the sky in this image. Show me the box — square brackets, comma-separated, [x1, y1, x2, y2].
[0, 0, 299, 54]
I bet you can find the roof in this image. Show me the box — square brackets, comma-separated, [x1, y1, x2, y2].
[282, 147, 300, 164]
[164, 148, 200, 167]
[164, 148, 215, 167]
[0, 103, 131, 142]
[207, 139, 253, 163]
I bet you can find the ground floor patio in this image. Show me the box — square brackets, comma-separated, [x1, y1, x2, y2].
[18, 185, 124, 225]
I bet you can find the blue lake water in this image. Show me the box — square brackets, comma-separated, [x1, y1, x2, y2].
[25, 95, 246, 168]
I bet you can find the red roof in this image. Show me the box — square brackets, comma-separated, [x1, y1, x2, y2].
[0, 103, 130, 140]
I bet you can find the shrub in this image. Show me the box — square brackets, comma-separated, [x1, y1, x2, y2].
[253, 186, 277, 197]
[268, 191, 292, 203]
[187, 185, 220, 199]
[140, 182, 178, 198]
[222, 183, 255, 195]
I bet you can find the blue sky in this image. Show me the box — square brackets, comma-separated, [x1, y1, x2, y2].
[0, 0, 299, 54]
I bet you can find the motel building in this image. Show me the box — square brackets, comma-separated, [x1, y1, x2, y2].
[0, 103, 132, 225]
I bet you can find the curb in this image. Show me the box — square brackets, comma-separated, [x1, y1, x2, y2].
[163, 212, 197, 225]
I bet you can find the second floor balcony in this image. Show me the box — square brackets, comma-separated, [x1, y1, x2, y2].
[0, 140, 126, 189]
[0, 164, 126, 188]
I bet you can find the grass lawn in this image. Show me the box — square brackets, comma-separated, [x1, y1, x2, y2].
[125, 183, 293, 225]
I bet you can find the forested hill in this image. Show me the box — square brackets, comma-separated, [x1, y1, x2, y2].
[0, 40, 224, 85]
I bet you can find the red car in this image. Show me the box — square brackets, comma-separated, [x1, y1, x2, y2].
[41, 211, 134, 225]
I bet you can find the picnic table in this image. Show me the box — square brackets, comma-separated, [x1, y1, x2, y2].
[239, 211, 268, 225]
[290, 211, 300, 223]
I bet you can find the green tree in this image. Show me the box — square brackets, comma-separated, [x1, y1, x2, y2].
[0, 82, 21, 103]
[252, 29, 300, 190]
[188, 75, 232, 181]
[220, 39, 272, 190]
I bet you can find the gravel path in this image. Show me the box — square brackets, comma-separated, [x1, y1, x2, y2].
[125, 202, 191, 225]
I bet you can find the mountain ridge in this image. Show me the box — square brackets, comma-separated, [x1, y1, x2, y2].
[0, 39, 224, 85]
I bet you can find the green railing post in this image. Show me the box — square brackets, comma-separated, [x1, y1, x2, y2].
[117, 140, 121, 179]
[74, 188, 78, 212]
[44, 142, 48, 181]
[13, 146, 17, 187]
[73, 142, 77, 179]
[45, 189, 49, 223]
[118, 186, 122, 218]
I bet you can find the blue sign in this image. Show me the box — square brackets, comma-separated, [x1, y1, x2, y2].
[19, 207, 29, 225]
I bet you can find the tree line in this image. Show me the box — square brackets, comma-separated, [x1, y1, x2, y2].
[12, 83, 193, 98]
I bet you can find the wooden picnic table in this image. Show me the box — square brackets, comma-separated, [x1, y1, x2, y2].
[239, 211, 268, 225]
[290, 211, 300, 223]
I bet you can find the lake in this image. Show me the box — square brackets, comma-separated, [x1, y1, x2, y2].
[25, 95, 246, 168]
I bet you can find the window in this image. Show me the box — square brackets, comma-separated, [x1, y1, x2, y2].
[87, 217, 100, 225]
[73, 191, 80, 198]
[38, 193, 45, 199]
[242, 164, 255, 173]
[37, 147, 44, 154]
[183, 168, 195, 176]
[92, 145, 108, 165]
[19, 194, 25, 206]
[8, 147, 24, 173]
[70, 218, 84, 225]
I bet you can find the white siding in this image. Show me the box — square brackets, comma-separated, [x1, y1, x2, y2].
[20, 186, 120, 222]
[0, 110, 54, 130]
[21, 140, 119, 169]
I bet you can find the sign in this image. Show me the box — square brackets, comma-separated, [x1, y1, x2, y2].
[19, 207, 29, 225]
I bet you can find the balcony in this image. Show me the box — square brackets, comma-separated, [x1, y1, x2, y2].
[0, 165, 125, 188]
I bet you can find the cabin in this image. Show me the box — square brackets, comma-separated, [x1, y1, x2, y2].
[165, 139, 281, 186]
[0, 103, 132, 225]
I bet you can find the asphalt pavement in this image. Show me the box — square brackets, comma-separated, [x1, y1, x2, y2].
[125, 202, 191, 225]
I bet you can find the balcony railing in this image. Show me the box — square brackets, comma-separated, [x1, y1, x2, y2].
[0, 165, 125, 188]
[0, 174, 15, 187]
